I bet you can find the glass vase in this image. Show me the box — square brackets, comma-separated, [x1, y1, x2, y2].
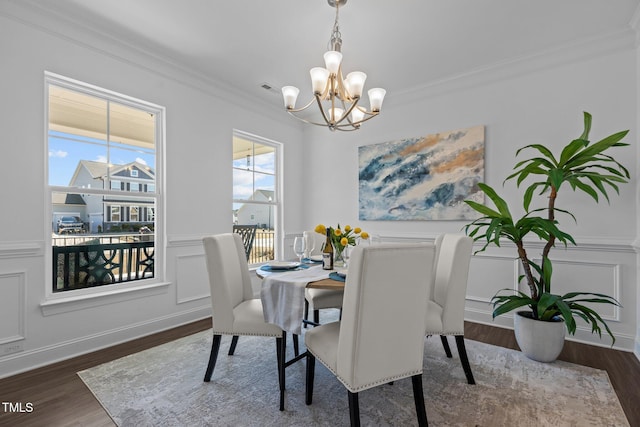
[333, 246, 345, 268]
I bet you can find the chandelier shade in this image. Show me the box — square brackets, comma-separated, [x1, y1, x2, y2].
[281, 0, 385, 131]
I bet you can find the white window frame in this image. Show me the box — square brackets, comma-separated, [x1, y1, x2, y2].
[110, 205, 121, 222]
[43, 72, 166, 308]
[233, 129, 283, 262]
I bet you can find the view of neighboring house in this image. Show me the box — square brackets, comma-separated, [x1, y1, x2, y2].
[53, 160, 155, 233]
[51, 193, 86, 232]
[235, 189, 274, 229]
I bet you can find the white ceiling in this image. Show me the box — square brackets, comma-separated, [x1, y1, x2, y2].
[20, 0, 640, 107]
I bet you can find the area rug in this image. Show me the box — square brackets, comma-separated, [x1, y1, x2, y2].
[78, 324, 628, 426]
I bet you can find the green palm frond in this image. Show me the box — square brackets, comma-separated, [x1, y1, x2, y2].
[462, 112, 629, 345]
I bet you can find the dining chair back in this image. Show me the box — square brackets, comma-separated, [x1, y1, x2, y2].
[202, 233, 288, 410]
[303, 230, 343, 327]
[305, 243, 435, 426]
[426, 233, 475, 384]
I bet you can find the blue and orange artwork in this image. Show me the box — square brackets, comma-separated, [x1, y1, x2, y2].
[358, 125, 485, 220]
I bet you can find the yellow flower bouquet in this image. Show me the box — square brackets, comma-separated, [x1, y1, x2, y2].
[314, 223, 369, 266]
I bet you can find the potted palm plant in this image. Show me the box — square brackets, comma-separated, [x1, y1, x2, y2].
[464, 112, 629, 362]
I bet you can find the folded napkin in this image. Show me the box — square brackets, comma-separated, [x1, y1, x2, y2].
[260, 265, 330, 335]
[328, 271, 346, 282]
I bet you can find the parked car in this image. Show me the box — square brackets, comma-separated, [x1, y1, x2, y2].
[57, 216, 85, 234]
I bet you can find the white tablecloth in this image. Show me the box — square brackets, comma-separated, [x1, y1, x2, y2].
[260, 265, 331, 335]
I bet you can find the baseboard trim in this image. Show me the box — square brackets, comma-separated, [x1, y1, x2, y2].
[0, 305, 211, 379]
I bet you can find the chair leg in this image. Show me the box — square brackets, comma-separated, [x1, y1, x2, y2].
[348, 391, 361, 427]
[440, 335, 453, 358]
[228, 335, 239, 355]
[293, 334, 300, 357]
[203, 334, 222, 382]
[411, 374, 429, 427]
[455, 335, 476, 385]
[313, 309, 320, 326]
[277, 333, 286, 411]
[305, 353, 316, 405]
[304, 300, 310, 329]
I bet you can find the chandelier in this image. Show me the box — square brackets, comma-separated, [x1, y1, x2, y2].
[281, 0, 386, 132]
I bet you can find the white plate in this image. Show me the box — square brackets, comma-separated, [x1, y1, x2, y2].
[336, 269, 347, 278]
[267, 261, 300, 270]
[309, 255, 323, 262]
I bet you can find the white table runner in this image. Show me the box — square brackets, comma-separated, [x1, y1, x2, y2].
[260, 265, 330, 335]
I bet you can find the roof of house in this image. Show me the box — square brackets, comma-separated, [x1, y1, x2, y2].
[52, 193, 86, 206]
[69, 160, 155, 185]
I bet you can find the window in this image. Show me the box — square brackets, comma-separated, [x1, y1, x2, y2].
[46, 72, 164, 295]
[130, 206, 139, 222]
[110, 205, 121, 222]
[232, 130, 282, 264]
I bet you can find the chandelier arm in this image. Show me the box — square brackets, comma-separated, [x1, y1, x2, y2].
[337, 97, 360, 126]
[286, 110, 336, 127]
[344, 112, 378, 127]
[285, 97, 317, 114]
[314, 94, 333, 125]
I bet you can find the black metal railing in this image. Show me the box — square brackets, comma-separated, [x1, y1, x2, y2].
[53, 239, 154, 292]
[249, 230, 275, 265]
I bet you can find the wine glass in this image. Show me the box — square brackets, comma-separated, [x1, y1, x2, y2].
[293, 236, 305, 264]
[342, 244, 351, 269]
[303, 231, 316, 262]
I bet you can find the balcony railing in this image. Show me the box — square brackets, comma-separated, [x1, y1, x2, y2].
[53, 234, 154, 292]
[248, 229, 275, 265]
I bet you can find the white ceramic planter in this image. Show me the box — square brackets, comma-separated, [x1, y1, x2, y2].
[513, 311, 565, 363]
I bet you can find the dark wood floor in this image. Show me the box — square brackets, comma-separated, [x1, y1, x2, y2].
[1, 319, 638, 426]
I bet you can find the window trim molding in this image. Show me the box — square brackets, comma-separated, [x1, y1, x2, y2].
[232, 129, 283, 261]
[44, 71, 166, 302]
[40, 280, 170, 316]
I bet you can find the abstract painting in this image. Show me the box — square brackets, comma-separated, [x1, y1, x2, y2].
[358, 125, 484, 220]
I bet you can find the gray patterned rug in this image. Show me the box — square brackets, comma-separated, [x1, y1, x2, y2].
[78, 320, 628, 426]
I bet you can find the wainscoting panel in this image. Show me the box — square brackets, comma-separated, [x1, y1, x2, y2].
[0, 271, 25, 346]
[467, 254, 519, 304]
[535, 258, 621, 322]
[175, 254, 210, 304]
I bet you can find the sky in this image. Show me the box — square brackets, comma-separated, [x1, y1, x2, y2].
[232, 150, 276, 210]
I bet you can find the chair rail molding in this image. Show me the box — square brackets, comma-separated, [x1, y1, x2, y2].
[0, 241, 43, 259]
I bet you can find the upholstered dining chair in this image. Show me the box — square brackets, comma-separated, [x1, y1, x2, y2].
[305, 243, 435, 426]
[426, 233, 475, 385]
[202, 233, 288, 411]
[303, 230, 344, 327]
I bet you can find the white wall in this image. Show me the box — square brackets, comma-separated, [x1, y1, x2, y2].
[0, 3, 638, 380]
[302, 35, 640, 353]
[0, 7, 304, 377]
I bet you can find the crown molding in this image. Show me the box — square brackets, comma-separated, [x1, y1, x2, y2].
[0, 0, 293, 128]
[387, 28, 636, 108]
[3, 1, 636, 126]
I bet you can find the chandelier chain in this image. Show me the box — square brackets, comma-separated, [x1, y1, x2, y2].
[328, 1, 342, 52]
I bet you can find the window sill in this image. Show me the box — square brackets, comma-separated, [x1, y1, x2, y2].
[40, 281, 170, 316]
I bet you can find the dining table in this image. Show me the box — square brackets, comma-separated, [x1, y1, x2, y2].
[258, 261, 345, 336]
